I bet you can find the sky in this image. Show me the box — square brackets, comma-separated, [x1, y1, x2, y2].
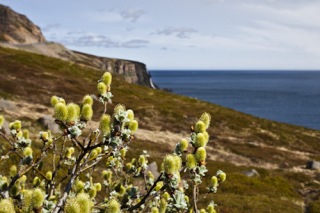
[1, 0, 320, 70]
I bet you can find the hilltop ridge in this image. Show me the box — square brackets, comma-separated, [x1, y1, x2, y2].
[0, 4, 154, 87]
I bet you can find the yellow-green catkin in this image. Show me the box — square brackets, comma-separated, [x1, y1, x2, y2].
[22, 129, 29, 139]
[195, 133, 207, 148]
[195, 147, 207, 163]
[179, 138, 189, 152]
[80, 104, 93, 121]
[200, 112, 211, 129]
[23, 147, 33, 157]
[75, 193, 93, 213]
[9, 165, 17, 177]
[127, 109, 134, 121]
[114, 104, 126, 115]
[151, 207, 159, 213]
[186, 154, 197, 169]
[99, 114, 111, 135]
[46, 171, 53, 181]
[32, 188, 45, 208]
[64, 198, 80, 213]
[102, 72, 112, 86]
[75, 180, 85, 193]
[200, 209, 206, 213]
[159, 198, 168, 213]
[50, 95, 59, 107]
[94, 183, 102, 191]
[22, 190, 33, 211]
[9, 120, 21, 131]
[103, 170, 112, 182]
[0, 115, 4, 127]
[173, 155, 182, 172]
[217, 171, 226, 183]
[97, 82, 107, 95]
[33, 177, 40, 187]
[211, 176, 218, 188]
[195, 120, 206, 133]
[129, 120, 138, 133]
[0, 199, 15, 213]
[207, 203, 216, 213]
[65, 147, 75, 159]
[107, 199, 120, 213]
[155, 181, 163, 191]
[120, 148, 127, 159]
[66, 103, 79, 123]
[82, 95, 93, 106]
[163, 155, 178, 175]
[54, 103, 68, 121]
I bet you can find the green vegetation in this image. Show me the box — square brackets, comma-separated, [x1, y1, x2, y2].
[1, 46, 320, 212]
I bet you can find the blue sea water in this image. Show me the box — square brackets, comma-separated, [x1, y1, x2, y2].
[150, 70, 320, 130]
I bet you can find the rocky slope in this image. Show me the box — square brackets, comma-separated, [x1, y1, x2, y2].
[0, 4, 154, 88]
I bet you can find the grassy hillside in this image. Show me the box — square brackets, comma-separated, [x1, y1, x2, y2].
[1, 46, 320, 212]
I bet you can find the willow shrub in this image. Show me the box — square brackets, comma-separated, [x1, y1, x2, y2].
[0, 72, 225, 213]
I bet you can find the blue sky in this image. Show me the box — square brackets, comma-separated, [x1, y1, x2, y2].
[1, 0, 320, 70]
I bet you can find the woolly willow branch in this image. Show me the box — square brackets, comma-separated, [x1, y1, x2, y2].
[127, 172, 164, 211]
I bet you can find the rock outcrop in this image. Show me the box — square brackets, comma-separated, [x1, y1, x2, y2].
[0, 4, 45, 44]
[0, 4, 154, 88]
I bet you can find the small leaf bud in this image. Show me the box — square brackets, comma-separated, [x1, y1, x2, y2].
[195, 120, 206, 133]
[195, 147, 207, 163]
[82, 95, 93, 106]
[179, 138, 189, 152]
[80, 104, 93, 121]
[54, 103, 68, 121]
[97, 82, 107, 95]
[186, 154, 197, 169]
[102, 72, 112, 86]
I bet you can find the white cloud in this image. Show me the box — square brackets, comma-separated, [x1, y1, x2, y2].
[155, 27, 197, 38]
[120, 8, 145, 22]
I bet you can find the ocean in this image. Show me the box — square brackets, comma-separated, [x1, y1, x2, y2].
[150, 70, 320, 130]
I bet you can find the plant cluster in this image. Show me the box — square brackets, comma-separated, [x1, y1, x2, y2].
[0, 72, 225, 213]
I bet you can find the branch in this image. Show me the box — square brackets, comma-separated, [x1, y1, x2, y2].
[127, 172, 163, 211]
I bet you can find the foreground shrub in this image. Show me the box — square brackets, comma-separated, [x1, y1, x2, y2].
[0, 72, 225, 212]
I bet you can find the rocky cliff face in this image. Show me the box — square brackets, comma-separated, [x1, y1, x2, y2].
[0, 4, 154, 88]
[0, 5, 46, 44]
